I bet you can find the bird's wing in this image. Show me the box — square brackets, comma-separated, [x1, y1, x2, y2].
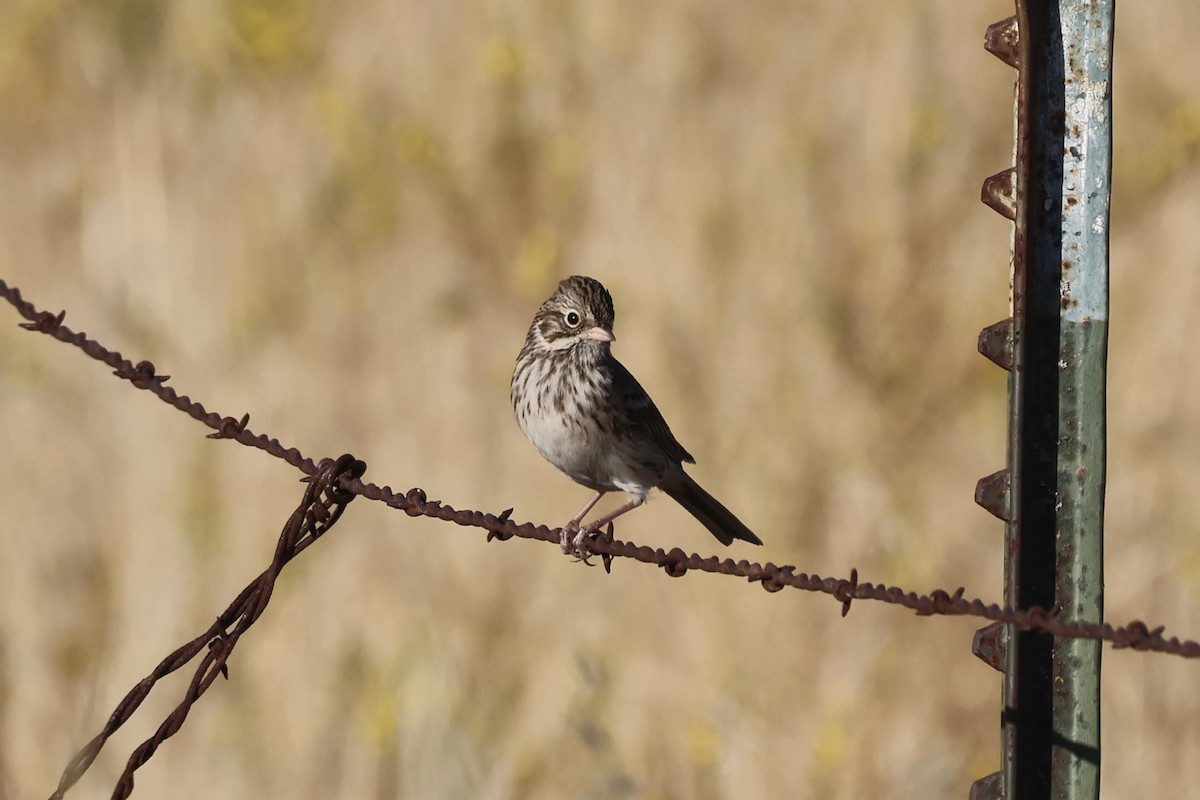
[609, 358, 696, 465]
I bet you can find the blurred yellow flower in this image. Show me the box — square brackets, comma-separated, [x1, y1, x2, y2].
[478, 35, 542, 82]
[687, 718, 722, 768]
[514, 225, 559, 293]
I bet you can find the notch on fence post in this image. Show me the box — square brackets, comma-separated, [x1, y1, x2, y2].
[973, 2, 1110, 798]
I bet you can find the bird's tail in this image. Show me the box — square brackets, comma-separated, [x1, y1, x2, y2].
[660, 470, 763, 546]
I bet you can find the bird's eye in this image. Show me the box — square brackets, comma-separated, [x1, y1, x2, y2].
[564, 310, 581, 327]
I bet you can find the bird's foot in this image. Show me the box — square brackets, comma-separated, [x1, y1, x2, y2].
[560, 520, 602, 565]
[573, 523, 599, 565]
[560, 520, 593, 564]
[559, 521, 578, 555]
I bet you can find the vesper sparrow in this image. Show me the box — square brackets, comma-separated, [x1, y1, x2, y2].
[511, 276, 763, 557]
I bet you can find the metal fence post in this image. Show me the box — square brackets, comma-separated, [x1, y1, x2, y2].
[973, 2, 1111, 798]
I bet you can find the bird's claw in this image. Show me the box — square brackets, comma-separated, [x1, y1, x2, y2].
[560, 520, 601, 565]
[560, 520, 589, 563]
[560, 520, 579, 555]
[560, 515, 617, 570]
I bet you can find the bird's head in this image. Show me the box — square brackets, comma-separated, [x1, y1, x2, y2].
[529, 275, 616, 351]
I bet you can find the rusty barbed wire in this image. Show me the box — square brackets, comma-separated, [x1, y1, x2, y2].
[46, 454, 365, 800]
[2, 276, 1198, 799]
[5, 277, 1199, 660]
[343, 480, 1200, 657]
[0, 280, 321, 475]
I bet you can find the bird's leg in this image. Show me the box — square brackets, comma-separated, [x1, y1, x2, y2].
[562, 491, 605, 557]
[573, 494, 645, 554]
[571, 491, 606, 526]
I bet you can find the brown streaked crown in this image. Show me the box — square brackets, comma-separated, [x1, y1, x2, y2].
[533, 276, 616, 343]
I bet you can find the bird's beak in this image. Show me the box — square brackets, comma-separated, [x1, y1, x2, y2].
[584, 326, 615, 343]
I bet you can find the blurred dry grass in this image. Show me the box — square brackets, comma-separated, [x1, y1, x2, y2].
[2, 1, 1200, 798]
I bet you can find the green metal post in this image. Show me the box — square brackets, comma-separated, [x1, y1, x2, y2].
[1038, 1, 1110, 795]
[973, 2, 1110, 798]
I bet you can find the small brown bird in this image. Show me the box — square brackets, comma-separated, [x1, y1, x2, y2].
[511, 275, 763, 556]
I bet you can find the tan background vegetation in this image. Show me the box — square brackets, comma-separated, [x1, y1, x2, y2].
[3, 1, 1200, 797]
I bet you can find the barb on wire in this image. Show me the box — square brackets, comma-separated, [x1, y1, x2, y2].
[3, 276, 1198, 798]
[46, 454, 365, 800]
